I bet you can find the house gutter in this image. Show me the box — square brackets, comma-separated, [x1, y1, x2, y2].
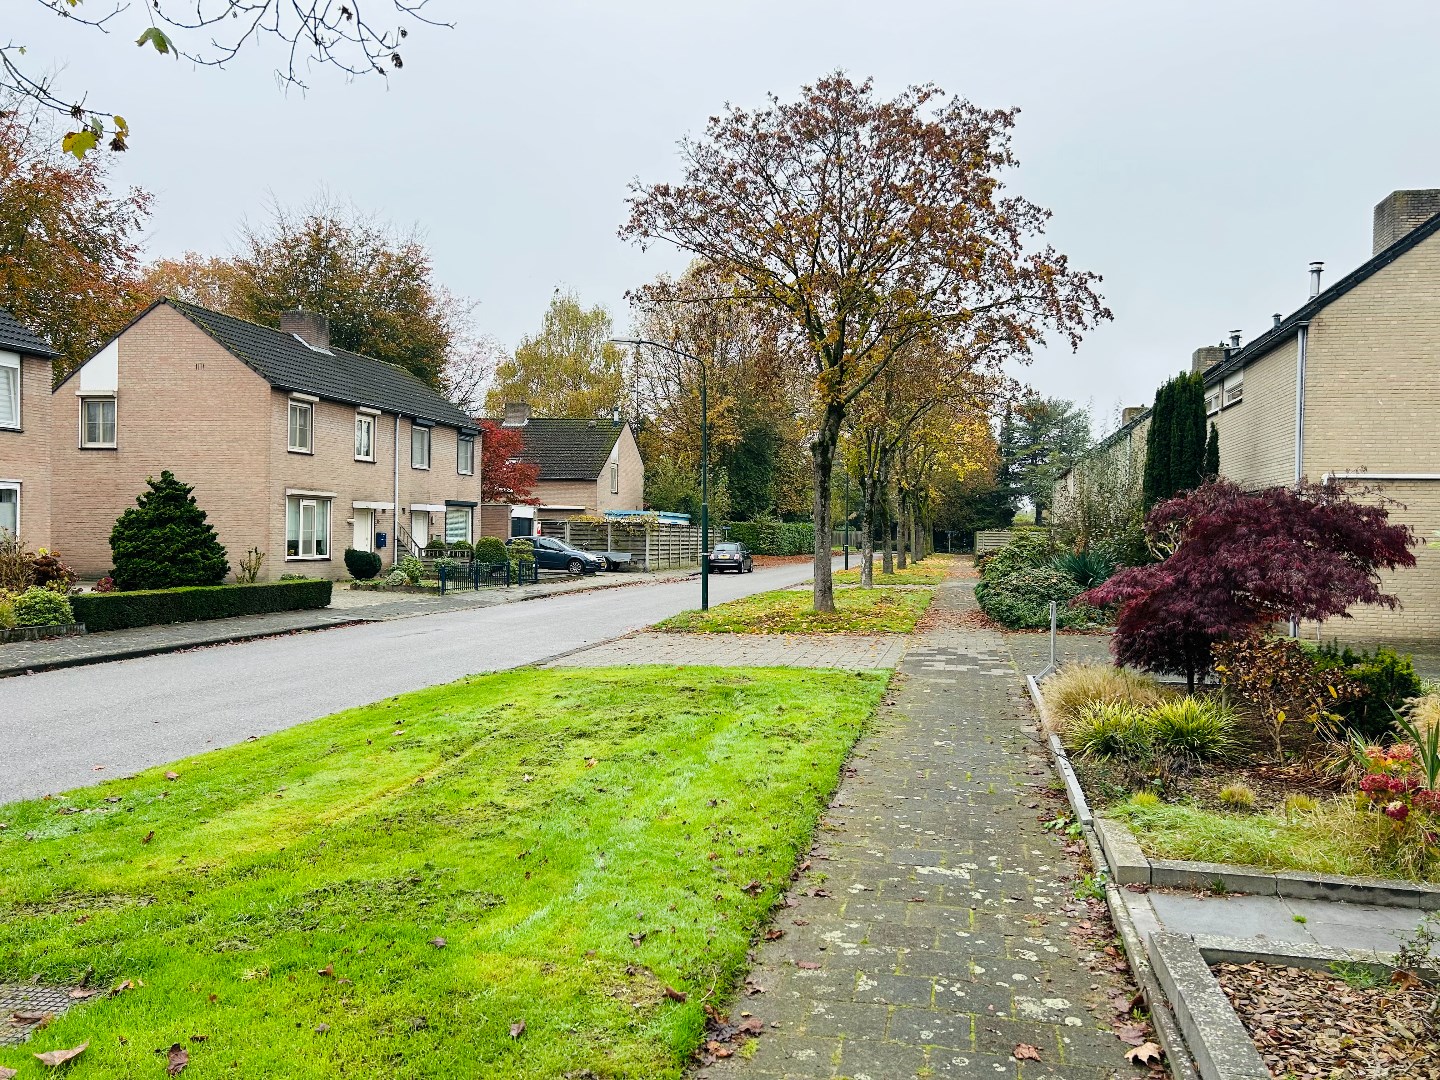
[393, 414, 402, 567]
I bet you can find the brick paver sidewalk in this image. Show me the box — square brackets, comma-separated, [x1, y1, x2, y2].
[703, 583, 1139, 1079]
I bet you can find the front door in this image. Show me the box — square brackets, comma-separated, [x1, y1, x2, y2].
[411, 510, 430, 550]
[352, 508, 373, 553]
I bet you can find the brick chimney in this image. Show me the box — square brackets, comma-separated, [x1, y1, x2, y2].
[1121, 406, 1145, 426]
[1373, 189, 1440, 254]
[1191, 345, 1227, 374]
[502, 401, 531, 427]
[280, 309, 330, 350]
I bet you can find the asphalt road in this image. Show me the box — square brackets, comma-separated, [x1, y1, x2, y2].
[0, 561, 830, 805]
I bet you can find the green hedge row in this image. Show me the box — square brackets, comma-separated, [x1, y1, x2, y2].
[724, 520, 815, 556]
[70, 579, 333, 633]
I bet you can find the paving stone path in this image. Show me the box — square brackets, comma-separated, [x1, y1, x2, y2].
[703, 583, 1140, 1080]
[551, 632, 907, 670]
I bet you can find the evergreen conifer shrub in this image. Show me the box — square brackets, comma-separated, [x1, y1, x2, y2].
[109, 471, 230, 591]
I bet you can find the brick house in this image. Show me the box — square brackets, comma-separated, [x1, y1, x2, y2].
[51, 300, 482, 581]
[0, 309, 60, 550]
[479, 402, 643, 537]
[1056, 189, 1440, 645]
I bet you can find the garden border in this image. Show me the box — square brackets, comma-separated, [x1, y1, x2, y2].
[0, 623, 86, 644]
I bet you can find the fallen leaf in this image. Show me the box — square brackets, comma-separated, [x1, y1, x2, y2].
[509, 1020, 525, 1039]
[1392, 969, 1424, 990]
[763, 928, 784, 941]
[741, 880, 764, 896]
[629, 932, 647, 947]
[1013, 1043, 1042, 1061]
[313, 1024, 329, 1034]
[1114, 1023, 1148, 1045]
[142, 830, 155, 844]
[165, 1043, 188, 1075]
[10, 1011, 51, 1025]
[663, 986, 687, 1002]
[795, 961, 821, 970]
[165, 771, 180, 781]
[34, 1042, 88, 1067]
[67, 988, 102, 1000]
[0, 1066, 17, 1079]
[428, 937, 447, 949]
[317, 964, 335, 978]
[189, 1035, 208, 1043]
[109, 979, 134, 996]
[736, 1016, 764, 1035]
[585, 757, 598, 768]
[1126, 1042, 1164, 1065]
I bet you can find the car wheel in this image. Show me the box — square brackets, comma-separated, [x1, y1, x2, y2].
[567, 558, 584, 575]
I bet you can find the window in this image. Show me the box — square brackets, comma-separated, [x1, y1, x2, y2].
[0, 484, 17, 539]
[1223, 373, 1244, 406]
[411, 424, 431, 469]
[445, 506, 472, 544]
[609, 462, 619, 494]
[285, 496, 331, 558]
[288, 400, 313, 453]
[1204, 387, 1221, 415]
[355, 413, 375, 461]
[81, 398, 116, 448]
[0, 353, 18, 429]
[458, 435, 475, 475]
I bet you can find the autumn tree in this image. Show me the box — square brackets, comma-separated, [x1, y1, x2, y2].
[4, 1, 452, 157]
[140, 253, 244, 313]
[478, 420, 539, 503]
[624, 74, 1108, 611]
[486, 291, 627, 418]
[1081, 479, 1417, 691]
[0, 99, 150, 375]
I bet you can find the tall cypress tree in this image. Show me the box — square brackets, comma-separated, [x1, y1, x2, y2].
[1204, 421, 1220, 477]
[1144, 373, 1208, 506]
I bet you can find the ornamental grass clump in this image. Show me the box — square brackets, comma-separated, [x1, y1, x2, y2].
[1149, 696, 1237, 764]
[1068, 701, 1152, 760]
[1217, 783, 1257, 811]
[1042, 662, 1163, 732]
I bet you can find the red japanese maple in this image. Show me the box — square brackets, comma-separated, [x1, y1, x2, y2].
[478, 420, 539, 504]
[1081, 479, 1416, 690]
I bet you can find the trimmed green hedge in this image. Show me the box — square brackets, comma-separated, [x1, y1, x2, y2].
[70, 579, 333, 633]
[724, 520, 815, 556]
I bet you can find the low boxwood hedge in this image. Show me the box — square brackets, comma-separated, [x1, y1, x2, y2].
[70, 579, 333, 633]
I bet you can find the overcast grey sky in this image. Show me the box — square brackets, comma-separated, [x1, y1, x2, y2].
[15, 1, 1440, 429]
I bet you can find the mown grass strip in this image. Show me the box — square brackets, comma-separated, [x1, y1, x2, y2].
[0, 665, 888, 1078]
[656, 586, 933, 634]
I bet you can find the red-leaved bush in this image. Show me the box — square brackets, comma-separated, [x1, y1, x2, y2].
[1080, 479, 1416, 689]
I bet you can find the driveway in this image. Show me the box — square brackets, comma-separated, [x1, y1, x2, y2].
[1, 560, 831, 805]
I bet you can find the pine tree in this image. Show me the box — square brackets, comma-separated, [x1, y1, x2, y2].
[1204, 421, 1220, 478]
[110, 471, 230, 590]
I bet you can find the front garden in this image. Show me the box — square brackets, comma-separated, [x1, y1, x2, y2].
[0, 664, 888, 1078]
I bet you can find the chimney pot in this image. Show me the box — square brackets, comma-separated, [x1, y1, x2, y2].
[1121, 406, 1144, 425]
[1309, 261, 1325, 298]
[502, 401, 532, 427]
[1273, 313, 1282, 328]
[1372, 189, 1440, 254]
[1191, 345, 1227, 374]
[280, 309, 330, 350]
[1230, 331, 1243, 349]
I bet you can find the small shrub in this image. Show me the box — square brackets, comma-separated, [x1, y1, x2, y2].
[977, 530, 1053, 582]
[0, 535, 34, 592]
[1283, 794, 1320, 818]
[1042, 662, 1163, 730]
[344, 548, 383, 581]
[1214, 634, 1363, 756]
[93, 575, 116, 593]
[449, 540, 474, 553]
[278, 573, 313, 581]
[0, 591, 15, 629]
[235, 546, 266, 585]
[474, 536, 507, 565]
[31, 549, 76, 592]
[1312, 644, 1424, 742]
[1149, 696, 1236, 763]
[433, 558, 462, 575]
[1053, 549, 1115, 589]
[1218, 783, 1257, 810]
[1129, 791, 1162, 810]
[1354, 732, 1440, 877]
[110, 470, 230, 590]
[12, 586, 74, 627]
[386, 569, 409, 586]
[975, 566, 1089, 630]
[423, 538, 448, 556]
[1068, 701, 1152, 760]
[397, 555, 425, 584]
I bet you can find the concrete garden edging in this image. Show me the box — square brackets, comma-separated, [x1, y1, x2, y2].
[1025, 674, 1200, 1080]
[0, 623, 86, 644]
[1146, 933, 1271, 1080]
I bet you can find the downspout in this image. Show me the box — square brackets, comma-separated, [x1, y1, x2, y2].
[393, 414, 402, 567]
[1291, 323, 1308, 638]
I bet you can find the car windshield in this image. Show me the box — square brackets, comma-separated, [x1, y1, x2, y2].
[715, 544, 741, 553]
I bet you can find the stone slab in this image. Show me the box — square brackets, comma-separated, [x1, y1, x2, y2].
[1147, 933, 1270, 1080]
[1093, 817, 1150, 886]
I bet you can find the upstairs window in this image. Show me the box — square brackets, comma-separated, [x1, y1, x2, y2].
[458, 435, 475, 476]
[81, 398, 116, 448]
[1223, 373, 1244, 407]
[0, 353, 18, 429]
[355, 413, 375, 461]
[610, 462, 619, 494]
[411, 424, 431, 469]
[288, 400, 313, 453]
[1204, 387, 1221, 415]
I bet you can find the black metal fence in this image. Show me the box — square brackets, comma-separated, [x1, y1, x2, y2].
[435, 560, 539, 595]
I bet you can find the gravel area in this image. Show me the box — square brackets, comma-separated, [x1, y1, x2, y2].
[1213, 961, 1439, 1078]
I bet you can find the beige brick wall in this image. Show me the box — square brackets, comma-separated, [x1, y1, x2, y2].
[1, 352, 54, 550]
[51, 305, 274, 578]
[534, 479, 598, 511]
[595, 424, 645, 512]
[1211, 337, 1297, 489]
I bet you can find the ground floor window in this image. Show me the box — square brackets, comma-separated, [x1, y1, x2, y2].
[445, 507, 472, 544]
[286, 495, 331, 558]
[0, 484, 16, 538]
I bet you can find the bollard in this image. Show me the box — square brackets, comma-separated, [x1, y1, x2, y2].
[439, 564, 447, 596]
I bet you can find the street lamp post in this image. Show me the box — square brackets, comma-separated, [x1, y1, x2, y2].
[611, 338, 710, 610]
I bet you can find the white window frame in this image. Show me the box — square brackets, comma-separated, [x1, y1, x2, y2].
[609, 461, 619, 494]
[288, 400, 313, 454]
[411, 424, 431, 470]
[1223, 373, 1244, 407]
[80, 396, 117, 448]
[458, 434, 475, 476]
[286, 495, 332, 559]
[355, 412, 375, 462]
[0, 352, 19, 430]
[0, 481, 19, 540]
[1204, 387, 1221, 416]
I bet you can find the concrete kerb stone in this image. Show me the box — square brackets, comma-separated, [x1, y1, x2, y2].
[1094, 817, 1152, 886]
[1190, 932, 1440, 983]
[1026, 670, 1200, 1080]
[1146, 934, 1271, 1080]
[1149, 860, 1279, 897]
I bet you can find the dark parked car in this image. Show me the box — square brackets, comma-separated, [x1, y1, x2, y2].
[507, 535, 606, 575]
[706, 541, 753, 573]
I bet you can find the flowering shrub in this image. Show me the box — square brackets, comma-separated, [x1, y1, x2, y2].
[1356, 730, 1440, 876]
[93, 575, 117, 593]
[31, 548, 77, 592]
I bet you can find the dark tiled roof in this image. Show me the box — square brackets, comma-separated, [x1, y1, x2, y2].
[497, 418, 624, 480]
[169, 300, 475, 430]
[0, 309, 59, 358]
[1204, 208, 1440, 386]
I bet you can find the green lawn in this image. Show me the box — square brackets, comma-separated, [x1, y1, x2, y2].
[831, 557, 954, 586]
[656, 586, 934, 634]
[0, 666, 888, 1079]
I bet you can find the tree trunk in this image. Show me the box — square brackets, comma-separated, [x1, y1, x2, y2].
[809, 407, 844, 613]
[882, 479, 897, 575]
[897, 498, 908, 570]
[859, 474, 878, 588]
